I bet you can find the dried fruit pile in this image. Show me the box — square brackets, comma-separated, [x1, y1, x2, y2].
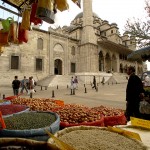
[91, 105, 124, 117]
[11, 98, 62, 111]
[55, 104, 103, 126]
[0, 104, 28, 116]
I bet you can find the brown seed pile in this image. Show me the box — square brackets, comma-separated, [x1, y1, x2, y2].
[59, 129, 146, 150]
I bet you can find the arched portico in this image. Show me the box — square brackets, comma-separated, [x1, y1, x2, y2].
[99, 51, 104, 71]
[105, 53, 111, 72]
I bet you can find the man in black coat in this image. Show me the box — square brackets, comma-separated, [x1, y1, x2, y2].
[125, 66, 145, 121]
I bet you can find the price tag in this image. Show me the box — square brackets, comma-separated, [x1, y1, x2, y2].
[107, 126, 141, 141]
[130, 117, 150, 129]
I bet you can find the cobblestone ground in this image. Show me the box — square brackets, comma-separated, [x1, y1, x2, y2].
[0, 83, 127, 110]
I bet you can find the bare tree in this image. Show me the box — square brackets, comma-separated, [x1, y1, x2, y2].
[124, 0, 150, 48]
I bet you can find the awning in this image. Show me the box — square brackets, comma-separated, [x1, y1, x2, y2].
[127, 46, 150, 62]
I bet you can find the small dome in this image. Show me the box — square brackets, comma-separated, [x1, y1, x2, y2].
[74, 12, 99, 20]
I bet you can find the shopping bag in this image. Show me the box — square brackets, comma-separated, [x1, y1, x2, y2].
[2, 17, 14, 32]
[36, 0, 55, 24]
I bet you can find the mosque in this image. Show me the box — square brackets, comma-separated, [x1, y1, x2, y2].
[0, 0, 143, 86]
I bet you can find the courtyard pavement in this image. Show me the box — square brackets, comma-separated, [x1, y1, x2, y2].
[0, 82, 127, 110]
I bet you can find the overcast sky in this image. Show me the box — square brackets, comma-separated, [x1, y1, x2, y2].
[41, 0, 146, 35]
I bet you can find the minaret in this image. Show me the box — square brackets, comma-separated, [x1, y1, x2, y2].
[81, 0, 97, 44]
[78, 0, 98, 73]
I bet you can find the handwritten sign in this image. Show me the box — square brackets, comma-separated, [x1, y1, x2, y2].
[130, 117, 150, 129]
[107, 126, 141, 141]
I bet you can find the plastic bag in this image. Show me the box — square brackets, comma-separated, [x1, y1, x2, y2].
[55, 0, 69, 11]
[2, 17, 14, 32]
[30, 2, 43, 25]
[21, 8, 31, 30]
[18, 23, 28, 43]
[0, 30, 9, 45]
[139, 100, 150, 114]
[9, 22, 18, 43]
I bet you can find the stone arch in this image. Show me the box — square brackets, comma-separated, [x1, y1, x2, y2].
[99, 51, 104, 71]
[54, 43, 64, 52]
[105, 52, 111, 72]
[112, 54, 117, 72]
[54, 59, 63, 75]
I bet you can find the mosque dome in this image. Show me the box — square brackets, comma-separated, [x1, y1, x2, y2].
[74, 12, 99, 20]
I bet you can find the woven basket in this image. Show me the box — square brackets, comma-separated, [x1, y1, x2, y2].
[0, 138, 60, 150]
[48, 126, 148, 150]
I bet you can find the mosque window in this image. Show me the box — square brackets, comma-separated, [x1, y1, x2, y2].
[36, 58, 43, 71]
[71, 46, 75, 55]
[37, 38, 43, 50]
[111, 30, 113, 34]
[11, 56, 19, 69]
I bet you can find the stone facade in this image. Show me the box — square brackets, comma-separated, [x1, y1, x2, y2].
[0, 0, 143, 86]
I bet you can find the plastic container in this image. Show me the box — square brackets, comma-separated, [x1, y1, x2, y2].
[0, 111, 60, 141]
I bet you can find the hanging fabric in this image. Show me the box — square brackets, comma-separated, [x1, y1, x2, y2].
[36, 0, 55, 24]
[9, 22, 19, 44]
[18, 23, 28, 43]
[0, 45, 4, 55]
[1, 17, 14, 32]
[0, 30, 9, 46]
[30, 2, 43, 25]
[71, 0, 81, 8]
[55, 0, 69, 11]
[21, 8, 31, 30]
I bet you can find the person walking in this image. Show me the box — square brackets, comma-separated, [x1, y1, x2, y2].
[92, 76, 97, 89]
[27, 77, 34, 95]
[12, 76, 21, 96]
[74, 76, 78, 89]
[20, 76, 28, 94]
[70, 76, 74, 90]
[125, 66, 145, 121]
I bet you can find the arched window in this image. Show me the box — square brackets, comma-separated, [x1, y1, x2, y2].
[37, 38, 43, 50]
[71, 46, 75, 55]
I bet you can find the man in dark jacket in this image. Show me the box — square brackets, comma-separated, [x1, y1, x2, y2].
[125, 66, 145, 121]
[12, 76, 21, 96]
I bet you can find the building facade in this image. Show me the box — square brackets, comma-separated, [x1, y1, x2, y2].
[0, 0, 143, 85]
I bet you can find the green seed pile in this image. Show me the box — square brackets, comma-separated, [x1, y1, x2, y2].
[4, 112, 56, 130]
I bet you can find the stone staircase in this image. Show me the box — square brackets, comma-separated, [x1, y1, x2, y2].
[37, 75, 84, 87]
[36, 73, 128, 88]
[113, 73, 128, 84]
